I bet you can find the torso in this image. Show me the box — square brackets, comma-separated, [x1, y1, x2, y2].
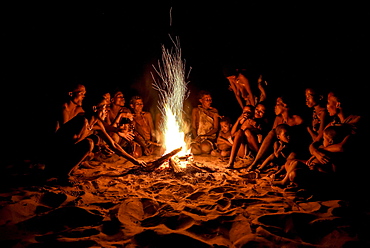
[132, 111, 152, 141]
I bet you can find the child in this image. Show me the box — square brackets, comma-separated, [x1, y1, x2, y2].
[211, 116, 233, 158]
[305, 125, 346, 174]
[257, 124, 295, 177]
[274, 125, 346, 188]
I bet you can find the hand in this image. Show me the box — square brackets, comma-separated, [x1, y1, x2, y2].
[143, 146, 153, 156]
[305, 156, 315, 166]
[257, 74, 263, 84]
[195, 135, 203, 143]
[118, 131, 135, 141]
[312, 151, 330, 165]
[135, 160, 147, 167]
[277, 143, 286, 153]
[101, 145, 115, 156]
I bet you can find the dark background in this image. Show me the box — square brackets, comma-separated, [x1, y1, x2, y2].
[2, 2, 368, 161]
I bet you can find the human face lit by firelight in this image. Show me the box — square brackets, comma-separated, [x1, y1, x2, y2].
[71, 84, 86, 106]
[242, 106, 254, 119]
[305, 88, 319, 108]
[255, 103, 266, 119]
[131, 99, 144, 113]
[97, 104, 108, 121]
[220, 121, 231, 134]
[326, 92, 340, 116]
[200, 94, 212, 109]
[277, 129, 290, 143]
[274, 97, 286, 116]
[112, 92, 125, 107]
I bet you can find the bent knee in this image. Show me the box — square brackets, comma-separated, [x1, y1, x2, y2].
[200, 143, 212, 154]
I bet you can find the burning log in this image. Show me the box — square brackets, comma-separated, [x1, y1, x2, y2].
[169, 156, 185, 173]
[142, 147, 182, 172]
[79, 147, 183, 180]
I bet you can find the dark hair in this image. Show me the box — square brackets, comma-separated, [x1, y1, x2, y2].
[275, 123, 290, 135]
[222, 67, 238, 77]
[130, 95, 142, 105]
[277, 94, 295, 109]
[306, 87, 326, 101]
[220, 116, 231, 124]
[324, 125, 347, 144]
[244, 104, 255, 111]
[198, 90, 211, 99]
[110, 88, 124, 98]
[329, 88, 351, 107]
[83, 93, 106, 114]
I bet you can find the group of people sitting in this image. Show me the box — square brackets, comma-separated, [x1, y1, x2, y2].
[42, 67, 366, 200]
[43, 85, 161, 183]
[189, 67, 365, 199]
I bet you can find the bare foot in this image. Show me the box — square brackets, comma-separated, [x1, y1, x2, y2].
[210, 150, 220, 157]
[226, 163, 235, 169]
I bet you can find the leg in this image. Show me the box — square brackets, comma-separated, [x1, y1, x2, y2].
[257, 153, 275, 171]
[132, 141, 143, 158]
[244, 129, 260, 153]
[273, 159, 302, 186]
[200, 140, 213, 154]
[226, 130, 246, 168]
[218, 143, 231, 157]
[46, 138, 94, 179]
[190, 143, 202, 155]
[220, 150, 231, 157]
[247, 129, 276, 170]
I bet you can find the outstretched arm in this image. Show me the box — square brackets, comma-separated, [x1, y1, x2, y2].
[96, 121, 146, 166]
[257, 75, 267, 103]
[227, 77, 244, 109]
[237, 73, 255, 106]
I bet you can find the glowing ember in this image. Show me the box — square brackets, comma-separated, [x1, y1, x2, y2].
[152, 36, 191, 168]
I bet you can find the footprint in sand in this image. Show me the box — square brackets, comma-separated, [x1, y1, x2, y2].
[251, 212, 357, 246]
[117, 198, 160, 226]
[163, 213, 195, 230]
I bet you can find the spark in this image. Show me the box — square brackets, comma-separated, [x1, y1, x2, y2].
[151, 35, 190, 157]
[169, 7, 172, 26]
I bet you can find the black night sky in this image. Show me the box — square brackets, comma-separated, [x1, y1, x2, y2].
[2, 2, 369, 160]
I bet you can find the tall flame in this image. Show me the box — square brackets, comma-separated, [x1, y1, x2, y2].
[151, 36, 191, 157]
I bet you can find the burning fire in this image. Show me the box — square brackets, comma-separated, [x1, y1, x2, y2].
[152, 36, 192, 168]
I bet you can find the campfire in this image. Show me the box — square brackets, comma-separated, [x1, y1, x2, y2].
[151, 36, 193, 171]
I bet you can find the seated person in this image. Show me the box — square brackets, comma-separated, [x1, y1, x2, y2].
[305, 87, 332, 142]
[130, 95, 159, 157]
[275, 125, 348, 195]
[104, 89, 136, 155]
[226, 105, 259, 168]
[301, 88, 364, 197]
[247, 95, 310, 171]
[55, 83, 86, 132]
[211, 116, 233, 158]
[44, 94, 146, 184]
[309, 89, 362, 167]
[190, 90, 220, 155]
[106, 89, 132, 126]
[305, 125, 347, 174]
[257, 124, 295, 177]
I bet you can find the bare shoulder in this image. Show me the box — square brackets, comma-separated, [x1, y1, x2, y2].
[293, 114, 304, 125]
[192, 106, 200, 114]
[76, 106, 85, 114]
